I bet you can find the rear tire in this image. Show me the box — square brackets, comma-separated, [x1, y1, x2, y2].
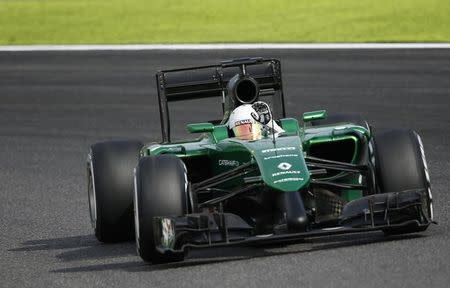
[134, 155, 188, 263]
[87, 140, 143, 242]
[373, 129, 433, 234]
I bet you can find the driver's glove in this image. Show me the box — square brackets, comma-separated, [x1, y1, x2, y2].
[251, 101, 272, 125]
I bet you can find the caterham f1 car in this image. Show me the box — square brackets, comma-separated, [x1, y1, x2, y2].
[87, 57, 434, 263]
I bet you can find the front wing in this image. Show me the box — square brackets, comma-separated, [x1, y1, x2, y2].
[152, 189, 433, 257]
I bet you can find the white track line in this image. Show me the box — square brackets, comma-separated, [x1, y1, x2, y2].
[1, 43, 450, 51]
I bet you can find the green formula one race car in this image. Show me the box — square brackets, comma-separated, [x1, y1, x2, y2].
[87, 57, 434, 263]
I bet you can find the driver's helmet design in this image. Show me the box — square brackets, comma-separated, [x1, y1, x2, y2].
[228, 104, 262, 140]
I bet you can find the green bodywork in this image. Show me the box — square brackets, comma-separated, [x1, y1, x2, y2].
[142, 114, 371, 202]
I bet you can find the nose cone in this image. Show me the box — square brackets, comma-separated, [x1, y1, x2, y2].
[247, 136, 310, 193]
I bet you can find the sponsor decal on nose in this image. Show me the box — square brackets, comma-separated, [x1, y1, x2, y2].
[277, 162, 292, 170]
[218, 159, 240, 167]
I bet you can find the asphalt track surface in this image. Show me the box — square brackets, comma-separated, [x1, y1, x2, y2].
[1, 49, 450, 287]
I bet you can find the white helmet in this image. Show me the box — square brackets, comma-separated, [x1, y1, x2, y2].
[228, 104, 262, 140]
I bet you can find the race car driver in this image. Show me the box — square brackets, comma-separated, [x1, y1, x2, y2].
[228, 101, 284, 140]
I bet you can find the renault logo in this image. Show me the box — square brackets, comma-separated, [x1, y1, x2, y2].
[277, 162, 292, 170]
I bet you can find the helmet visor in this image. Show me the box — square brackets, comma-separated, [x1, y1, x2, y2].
[232, 122, 262, 140]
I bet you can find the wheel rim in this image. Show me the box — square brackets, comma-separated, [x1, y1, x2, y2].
[133, 168, 141, 254]
[87, 155, 97, 229]
[415, 133, 434, 221]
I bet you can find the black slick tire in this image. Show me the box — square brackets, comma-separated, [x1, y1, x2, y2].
[134, 155, 188, 263]
[87, 140, 143, 242]
[373, 129, 433, 234]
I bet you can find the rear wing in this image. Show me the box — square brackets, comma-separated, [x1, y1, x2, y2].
[156, 57, 285, 142]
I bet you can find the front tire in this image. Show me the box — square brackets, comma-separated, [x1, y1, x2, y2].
[134, 155, 188, 263]
[374, 129, 433, 234]
[88, 140, 143, 242]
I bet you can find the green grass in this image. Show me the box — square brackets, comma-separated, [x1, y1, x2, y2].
[0, 0, 449, 44]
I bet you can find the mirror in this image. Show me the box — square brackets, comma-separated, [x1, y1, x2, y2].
[186, 122, 214, 133]
[302, 110, 327, 122]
